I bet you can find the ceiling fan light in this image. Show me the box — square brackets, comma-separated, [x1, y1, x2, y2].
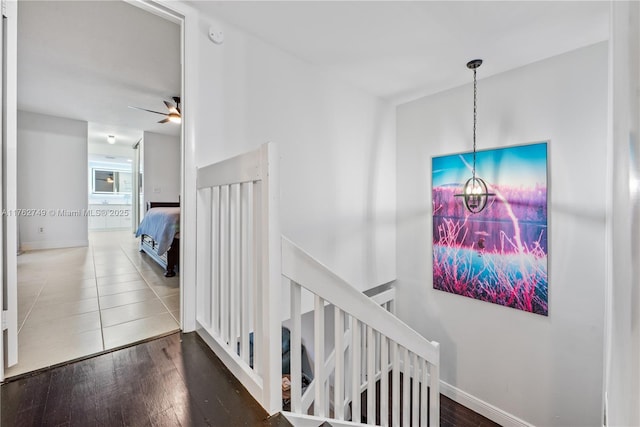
[107, 135, 116, 144]
[168, 114, 181, 124]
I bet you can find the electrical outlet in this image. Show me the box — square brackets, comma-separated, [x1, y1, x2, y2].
[38, 226, 45, 234]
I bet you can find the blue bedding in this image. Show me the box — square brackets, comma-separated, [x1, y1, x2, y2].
[135, 207, 180, 255]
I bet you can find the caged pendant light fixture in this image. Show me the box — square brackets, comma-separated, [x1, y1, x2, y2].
[454, 59, 495, 214]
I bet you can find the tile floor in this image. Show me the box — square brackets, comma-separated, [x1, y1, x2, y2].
[7, 230, 180, 377]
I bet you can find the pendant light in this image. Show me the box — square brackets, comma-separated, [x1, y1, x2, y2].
[454, 59, 495, 213]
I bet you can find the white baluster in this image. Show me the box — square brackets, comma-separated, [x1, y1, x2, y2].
[351, 316, 361, 423]
[210, 186, 222, 336]
[412, 352, 419, 427]
[392, 341, 400, 427]
[290, 281, 302, 413]
[252, 181, 262, 375]
[403, 347, 410, 426]
[334, 307, 344, 420]
[420, 358, 427, 427]
[367, 326, 375, 424]
[220, 185, 230, 346]
[240, 183, 250, 365]
[245, 183, 254, 354]
[196, 187, 212, 329]
[229, 183, 238, 351]
[380, 335, 389, 426]
[429, 342, 440, 427]
[314, 295, 325, 417]
[212, 186, 220, 335]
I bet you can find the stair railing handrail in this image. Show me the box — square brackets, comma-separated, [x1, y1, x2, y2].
[282, 236, 440, 426]
[282, 237, 439, 363]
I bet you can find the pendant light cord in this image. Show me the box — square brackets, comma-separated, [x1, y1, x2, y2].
[455, 58, 493, 214]
[472, 67, 477, 180]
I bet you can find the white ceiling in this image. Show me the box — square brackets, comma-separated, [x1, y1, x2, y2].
[87, 122, 142, 155]
[192, 1, 609, 104]
[17, 0, 181, 147]
[17, 0, 609, 146]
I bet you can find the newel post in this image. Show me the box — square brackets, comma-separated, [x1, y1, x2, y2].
[260, 142, 283, 414]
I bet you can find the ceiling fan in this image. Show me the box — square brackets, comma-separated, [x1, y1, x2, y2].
[95, 175, 114, 183]
[128, 96, 181, 124]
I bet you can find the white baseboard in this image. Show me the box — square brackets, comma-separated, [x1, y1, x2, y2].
[20, 240, 89, 251]
[440, 380, 534, 427]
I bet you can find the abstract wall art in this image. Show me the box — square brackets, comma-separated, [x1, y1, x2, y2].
[432, 142, 548, 315]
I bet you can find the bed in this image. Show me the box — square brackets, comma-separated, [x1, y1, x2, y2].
[136, 201, 180, 277]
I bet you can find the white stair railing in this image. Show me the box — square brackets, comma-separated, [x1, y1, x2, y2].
[195, 143, 282, 414]
[194, 143, 440, 425]
[282, 237, 440, 426]
[293, 287, 397, 418]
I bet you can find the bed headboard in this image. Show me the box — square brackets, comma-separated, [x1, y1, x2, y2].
[146, 201, 180, 211]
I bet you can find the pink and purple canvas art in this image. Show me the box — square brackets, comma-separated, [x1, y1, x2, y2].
[432, 142, 548, 316]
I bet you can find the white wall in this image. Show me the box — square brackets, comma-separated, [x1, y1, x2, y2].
[142, 131, 180, 205]
[17, 110, 88, 250]
[396, 43, 608, 426]
[88, 141, 135, 159]
[189, 11, 396, 291]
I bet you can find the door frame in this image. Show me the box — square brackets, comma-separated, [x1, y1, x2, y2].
[1, 0, 198, 380]
[1, 0, 18, 382]
[126, 0, 198, 333]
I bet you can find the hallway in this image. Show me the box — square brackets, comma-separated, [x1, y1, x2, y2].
[9, 230, 180, 377]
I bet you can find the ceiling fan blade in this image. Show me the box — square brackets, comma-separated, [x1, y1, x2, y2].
[128, 105, 167, 115]
[158, 118, 170, 124]
[163, 100, 180, 115]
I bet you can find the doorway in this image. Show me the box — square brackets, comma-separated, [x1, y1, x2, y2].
[7, 0, 184, 377]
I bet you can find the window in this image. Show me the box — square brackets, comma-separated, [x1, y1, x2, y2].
[92, 169, 132, 194]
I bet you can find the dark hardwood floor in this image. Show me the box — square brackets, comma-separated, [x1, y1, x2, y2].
[2, 332, 500, 427]
[1, 332, 290, 427]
